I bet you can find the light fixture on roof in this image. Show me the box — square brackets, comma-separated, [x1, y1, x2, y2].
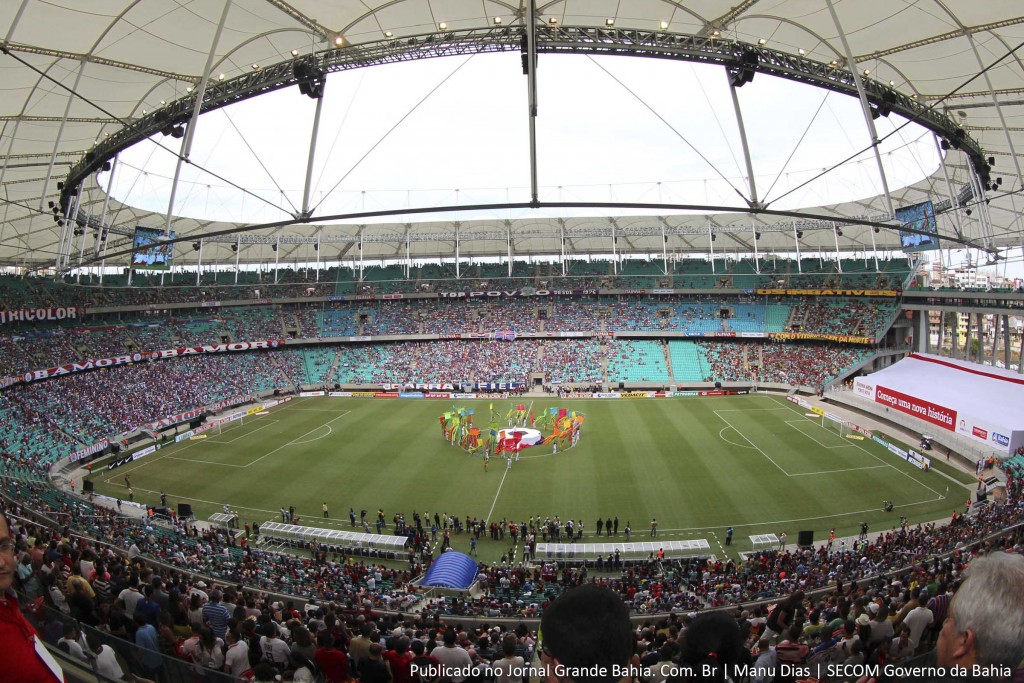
[829, 59, 838, 66]
[835, 228, 843, 236]
[142, 109, 147, 114]
[711, 29, 720, 38]
[231, 243, 238, 252]
[291, 49, 299, 56]
[606, 18, 615, 27]
[873, 227, 880, 234]
[159, 100, 166, 105]
[889, 80, 895, 86]
[438, 22, 447, 30]
[251, 63, 260, 70]
[660, 20, 668, 30]
[754, 232, 761, 240]
[186, 86, 193, 93]
[493, 16, 502, 25]
[758, 38, 767, 45]
[192, 242, 201, 251]
[218, 73, 225, 80]
[798, 48, 806, 55]
[334, 35, 344, 46]
[863, 69, 870, 76]
[548, 17, 558, 26]
[384, 31, 393, 38]
[796, 230, 803, 239]
[911, 93, 918, 99]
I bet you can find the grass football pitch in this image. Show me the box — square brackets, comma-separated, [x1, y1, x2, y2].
[91, 394, 967, 562]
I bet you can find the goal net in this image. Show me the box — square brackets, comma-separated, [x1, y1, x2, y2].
[820, 413, 849, 439]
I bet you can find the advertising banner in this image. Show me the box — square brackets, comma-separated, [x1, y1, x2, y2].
[756, 288, 898, 297]
[23, 340, 284, 383]
[0, 307, 80, 326]
[299, 391, 326, 397]
[70, 440, 108, 463]
[874, 385, 957, 431]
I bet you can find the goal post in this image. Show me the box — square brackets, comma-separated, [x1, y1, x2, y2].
[820, 413, 848, 439]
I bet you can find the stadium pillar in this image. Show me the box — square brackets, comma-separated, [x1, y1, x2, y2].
[825, 0, 895, 219]
[274, 237, 280, 284]
[195, 239, 203, 286]
[39, 57, 88, 215]
[792, 222, 801, 272]
[964, 32, 1024, 200]
[164, 0, 234, 238]
[750, 222, 759, 273]
[975, 313, 984, 363]
[832, 223, 842, 272]
[726, 72, 759, 208]
[1002, 315, 1012, 370]
[916, 310, 929, 354]
[934, 134, 965, 238]
[300, 81, 326, 217]
[951, 310, 959, 358]
[708, 224, 716, 272]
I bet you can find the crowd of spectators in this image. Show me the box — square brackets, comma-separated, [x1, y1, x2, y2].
[0, 257, 911, 311]
[2, 459, 1021, 632]
[700, 341, 870, 388]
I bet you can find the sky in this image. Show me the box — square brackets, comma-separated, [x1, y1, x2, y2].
[105, 51, 941, 226]
[97, 50, 1024, 279]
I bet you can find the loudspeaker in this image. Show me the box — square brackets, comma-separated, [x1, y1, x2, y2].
[83, 480, 94, 493]
[797, 530, 814, 547]
[177, 503, 193, 518]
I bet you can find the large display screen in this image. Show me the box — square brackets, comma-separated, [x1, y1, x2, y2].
[895, 200, 940, 252]
[131, 227, 174, 270]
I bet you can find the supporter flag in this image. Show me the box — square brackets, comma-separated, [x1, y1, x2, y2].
[558, 408, 567, 418]
[529, 409, 535, 426]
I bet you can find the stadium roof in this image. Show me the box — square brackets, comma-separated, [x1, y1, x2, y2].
[2, 1, 1023, 270]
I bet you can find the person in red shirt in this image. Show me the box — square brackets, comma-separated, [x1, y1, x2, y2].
[315, 630, 350, 683]
[0, 511, 65, 682]
[385, 636, 416, 683]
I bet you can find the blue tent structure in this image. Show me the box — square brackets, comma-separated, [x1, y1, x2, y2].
[421, 550, 477, 590]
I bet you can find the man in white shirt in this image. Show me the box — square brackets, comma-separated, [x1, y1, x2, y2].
[57, 622, 89, 663]
[900, 594, 934, 652]
[431, 629, 473, 683]
[224, 629, 251, 677]
[89, 635, 124, 680]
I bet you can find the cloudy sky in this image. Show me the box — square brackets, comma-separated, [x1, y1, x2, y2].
[102, 50, 1024, 278]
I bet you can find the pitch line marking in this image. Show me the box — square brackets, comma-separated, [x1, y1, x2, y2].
[769, 396, 947, 499]
[140, 411, 351, 470]
[98, 409, 280, 482]
[783, 420, 854, 449]
[718, 427, 756, 450]
[207, 420, 278, 444]
[245, 411, 351, 468]
[787, 465, 888, 476]
[290, 424, 333, 445]
[713, 409, 789, 475]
